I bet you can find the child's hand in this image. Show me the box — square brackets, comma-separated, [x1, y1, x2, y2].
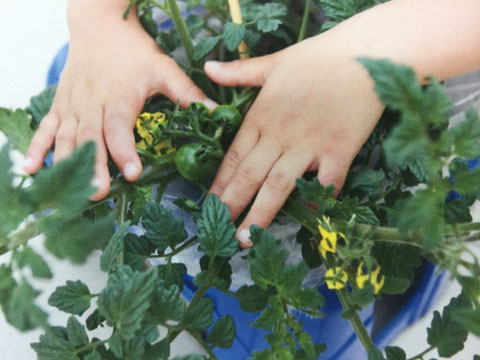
[23, 1, 215, 200]
[205, 37, 385, 246]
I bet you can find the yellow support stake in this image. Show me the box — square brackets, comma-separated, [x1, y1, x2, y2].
[228, 0, 249, 59]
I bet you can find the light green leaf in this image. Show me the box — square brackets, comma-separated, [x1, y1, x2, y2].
[196, 194, 238, 258]
[48, 280, 92, 316]
[0, 108, 34, 154]
[66, 317, 88, 347]
[328, 196, 380, 225]
[208, 315, 236, 349]
[350, 168, 386, 198]
[193, 36, 221, 60]
[98, 266, 157, 339]
[450, 108, 480, 158]
[100, 221, 131, 272]
[13, 246, 52, 279]
[453, 308, 480, 336]
[223, 22, 246, 52]
[444, 199, 472, 224]
[27, 85, 56, 124]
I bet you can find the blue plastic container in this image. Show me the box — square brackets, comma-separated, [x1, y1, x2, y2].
[46, 44, 456, 360]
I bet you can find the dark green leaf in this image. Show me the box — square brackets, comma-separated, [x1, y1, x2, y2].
[186, 15, 205, 37]
[453, 168, 480, 196]
[236, 284, 270, 313]
[144, 338, 170, 360]
[328, 196, 380, 225]
[31, 327, 79, 360]
[208, 315, 236, 349]
[444, 199, 472, 224]
[13, 246, 52, 279]
[48, 280, 91, 316]
[199, 255, 233, 290]
[84, 351, 102, 360]
[149, 282, 186, 325]
[427, 293, 472, 357]
[0, 108, 34, 154]
[193, 36, 221, 60]
[0, 264, 16, 306]
[316, 0, 370, 30]
[183, 297, 214, 331]
[296, 226, 322, 269]
[124, 233, 155, 271]
[296, 178, 335, 213]
[86, 309, 105, 331]
[368, 347, 386, 360]
[197, 194, 237, 258]
[242, 3, 287, 33]
[100, 221, 131, 272]
[66, 316, 88, 347]
[297, 330, 315, 358]
[223, 22, 246, 52]
[452, 308, 480, 336]
[157, 262, 187, 290]
[98, 266, 157, 339]
[350, 168, 386, 198]
[253, 296, 283, 330]
[27, 85, 57, 124]
[143, 202, 188, 252]
[172, 355, 207, 360]
[385, 346, 406, 360]
[349, 284, 375, 309]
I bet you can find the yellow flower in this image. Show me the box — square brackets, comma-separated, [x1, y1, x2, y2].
[325, 267, 348, 290]
[136, 112, 173, 156]
[370, 266, 385, 295]
[317, 217, 346, 258]
[356, 262, 370, 289]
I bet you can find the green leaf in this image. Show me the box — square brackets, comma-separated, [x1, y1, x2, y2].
[223, 22, 246, 52]
[86, 309, 105, 331]
[66, 317, 88, 347]
[132, 186, 152, 223]
[186, 14, 205, 37]
[208, 315, 236, 349]
[100, 221, 131, 272]
[444, 199, 472, 224]
[144, 339, 170, 360]
[13, 246, 52, 279]
[243, 3, 287, 33]
[183, 297, 214, 331]
[29, 142, 96, 217]
[368, 347, 386, 360]
[296, 226, 322, 269]
[143, 202, 188, 252]
[199, 254, 233, 290]
[6, 280, 48, 331]
[297, 330, 315, 358]
[197, 194, 238, 258]
[0, 108, 34, 154]
[350, 168, 386, 198]
[385, 346, 406, 360]
[193, 36, 221, 60]
[450, 108, 480, 158]
[316, 0, 367, 30]
[27, 85, 57, 124]
[253, 295, 284, 330]
[236, 284, 270, 313]
[296, 178, 335, 213]
[427, 293, 472, 357]
[157, 262, 187, 290]
[97, 266, 157, 340]
[84, 352, 102, 360]
[453, 168, 480, 196]
[124, 233, 155, 271]
[328, 196, 380, 225]
[149, 282, 186, 325]
[452, 308, 480, 336]
[48, 280, 92, 316]
[31, 327, 79, 360]
[172, 355, 207, 360]
[0, 264, 16, 306]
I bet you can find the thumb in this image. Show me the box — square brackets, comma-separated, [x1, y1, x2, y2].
[204, 54, 277, 87]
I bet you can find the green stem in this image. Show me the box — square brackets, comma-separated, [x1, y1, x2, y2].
[297, 0, 312, 42]
[407, 345, 435, 360]
[186, 329, 218, 360]
[149, 236, 198, 258]
[116, 191, 128, 265]
[73, 339, 109, 356]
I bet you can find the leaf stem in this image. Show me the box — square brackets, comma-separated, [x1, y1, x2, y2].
[297, 0, 312, 42]
[407, 345, 435, 360]
[149, 236, 198, 258]
[186, 329, 218, 359]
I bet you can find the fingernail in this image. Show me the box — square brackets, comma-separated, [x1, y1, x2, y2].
[123, 162, 138, 180]
[205, 61, 221, 72]
[23, 156, 33, 169]
[202, 99, 218, 111]
[237, 229, 252, 247]
[91, 177, 102, 189]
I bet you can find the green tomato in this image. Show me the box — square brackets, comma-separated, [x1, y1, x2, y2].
[211, 105, 242, 135]
[175, 142, 223, 180]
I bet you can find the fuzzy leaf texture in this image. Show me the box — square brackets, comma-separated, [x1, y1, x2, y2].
[48, 280, 92, 316]
[223, 22, 246, 52]
[97, 266, 157, 340]
[196, 194, 238, 258]
[149, 282, 186, 325]
[31, 327, 79, 360]
[66, 316, 89, 347]
[100, 221, 131, 272]
[143, 202, 188, 252]
[427, 292, 472, 357]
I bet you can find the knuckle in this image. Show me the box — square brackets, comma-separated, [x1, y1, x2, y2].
[76, 122, 98, 141]
[55, 130, 74, 145]
[265, 170, 291, 193]
[236, 166, 257, 187]
[223, 148, 243, 167]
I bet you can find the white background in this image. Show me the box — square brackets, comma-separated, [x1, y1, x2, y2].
[0, 0, 479, 359]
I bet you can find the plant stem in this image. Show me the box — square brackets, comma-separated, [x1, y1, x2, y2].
[297, 0, 312, 42]
[186, 329, 218, 359]
[227, 0, 249, 59]
[149, 236, 198, 258]
[116, 191, 128, 265]
[407, 345, 435, 360]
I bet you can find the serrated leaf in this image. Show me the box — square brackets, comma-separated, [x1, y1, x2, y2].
[194, 36, 221, 60]
[0, 108, 34, 154]
[13, 246, 52, 279]
[183, 297, 214, 331]
[66, 317, 88, 347]
[48, 280, 92, 316]
[236, 284, 270, 313]
[196, 194, 237, 258]
[253, 296, 284, 330]
[297, 330, 315, 358]
[427, 293, 472, 357]
[31, 327, 79, 360]
[6, 280, 48, 331]
[350, 168, 386, 198]
[98, 266, 157, 339]
[328, 196, 380, 225]
[143, 202, 188, 252]
[242, 3, 287, 33]
[296, 178, 335, 213]
[385, 346, 406, 360]
[157, 262, 187, 290]
[450, 108, 480, 158]
[452, 308, 480, 336]
[149, 282, 186, 325]
[208, 315, 236, 349]
[223, 22, 246, 52]
[100, 221, 131, 272]
[27, 85, 56, 124]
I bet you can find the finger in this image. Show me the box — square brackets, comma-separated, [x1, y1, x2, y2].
[24, 113, 61, 173]
[219, 139, 282, 221]
[103, 99, 142, 182]
[209, 124, 260, 197]
[76, 108, 111, 201]
[236, 153, 313, 247]
[204, 54, 277, 87]
[153, 57, 217, 110]
[52, 117, 78, 164]
[317, 155, 351, 197]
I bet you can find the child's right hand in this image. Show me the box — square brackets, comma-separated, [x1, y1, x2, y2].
[23, 0, 216, 200]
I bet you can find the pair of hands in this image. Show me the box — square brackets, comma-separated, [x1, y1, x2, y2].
[24, 11, 384, 247]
